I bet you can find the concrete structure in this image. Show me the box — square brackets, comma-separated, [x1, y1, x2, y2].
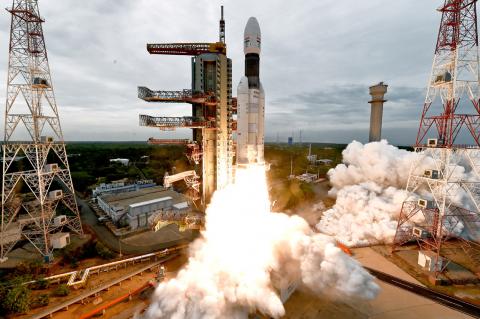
[138, 7, 234, 206]
[97, 187, 190, 230]
[368, 82, 388, 142]
[418, 250, 444, 272]
[237, 17, 265, 166]
[317, 159, 333, 165]
[295, 173, 318, 183]
[92, 180, 156, 198]
[50, 233, 70, 249]
[191, 48, 233, 202]
[307, 154, 317, 164]
[110, 158, 130, 166]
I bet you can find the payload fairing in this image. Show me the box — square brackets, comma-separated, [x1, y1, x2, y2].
[237, 17, 265, 166]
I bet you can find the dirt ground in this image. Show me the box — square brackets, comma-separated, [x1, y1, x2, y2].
[53, 247, 474, 319]
[372, 244, 480, 307]
[11, 254, 187, 319]
[282, 247, 474, 319]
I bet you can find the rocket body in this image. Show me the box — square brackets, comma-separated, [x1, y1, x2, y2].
[237, 17, 265, 166]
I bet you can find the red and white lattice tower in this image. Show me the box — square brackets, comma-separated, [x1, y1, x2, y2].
[1, 0, 83, 263]
[393, 0, 480, 277]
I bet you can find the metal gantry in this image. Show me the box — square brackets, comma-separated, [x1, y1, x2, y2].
[138, 86, 217, 106]
[1, 0, 83, 262]
[393, 0, 480, 277]
[139, 115, 213, 130]
[139, 6, 235, 206]
[147, 43, 226, 56]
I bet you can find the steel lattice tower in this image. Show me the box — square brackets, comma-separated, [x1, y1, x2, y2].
[1, 0, 83, 262]
[393, 0, 480, 277]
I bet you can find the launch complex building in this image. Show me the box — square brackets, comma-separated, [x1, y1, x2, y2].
[140, 7, 264, 207]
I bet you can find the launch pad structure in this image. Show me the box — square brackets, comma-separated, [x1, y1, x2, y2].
[393, 0, 480, 278]
[139, 6, 236, 207]
[0, 0, 83, 263]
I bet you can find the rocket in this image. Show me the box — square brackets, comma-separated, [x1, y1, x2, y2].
[237, 17, 265, 166]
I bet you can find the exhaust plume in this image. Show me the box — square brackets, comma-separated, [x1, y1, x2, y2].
[317, 140, 477, 246]
[142, 165, 378, 319]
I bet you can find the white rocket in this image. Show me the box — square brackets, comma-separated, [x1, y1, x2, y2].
[237, 17, 265, 166]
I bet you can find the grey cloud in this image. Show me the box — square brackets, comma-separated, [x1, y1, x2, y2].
[0, 0, 452, 144]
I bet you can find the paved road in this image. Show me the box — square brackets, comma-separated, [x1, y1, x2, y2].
[365, 266, 480, 318]
[28, 253, 178, 319]
[76, 196, 193, 255]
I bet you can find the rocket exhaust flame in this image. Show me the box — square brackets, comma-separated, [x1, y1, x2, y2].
[142, 165, 379, 319]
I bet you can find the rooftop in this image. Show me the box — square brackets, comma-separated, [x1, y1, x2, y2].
[100, 186, 187, 209]
[129, 196, 172, 208]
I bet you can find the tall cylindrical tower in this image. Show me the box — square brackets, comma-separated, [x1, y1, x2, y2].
[368, 82, 388, 142]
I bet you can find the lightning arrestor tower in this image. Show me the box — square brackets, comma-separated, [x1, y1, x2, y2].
[1, 0, 83, 263]
[393, 0, 480, 278]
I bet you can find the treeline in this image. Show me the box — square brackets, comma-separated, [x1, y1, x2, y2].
[66, 142, 191, 195]
[264, 144, 344, 211]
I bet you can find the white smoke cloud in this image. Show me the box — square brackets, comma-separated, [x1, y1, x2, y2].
[317, 140, 479, 247]
[142, 165, 379, 319]
[317, 140, 424, 246]
[318, 182, 410, 246]
[328, 140, 430, 194]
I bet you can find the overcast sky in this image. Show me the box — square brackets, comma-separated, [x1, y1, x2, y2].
[0, 1, 446, 145]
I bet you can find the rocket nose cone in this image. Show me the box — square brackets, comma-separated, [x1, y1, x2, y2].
[244, 17, 261, 37]
[244, 17, 261, 55]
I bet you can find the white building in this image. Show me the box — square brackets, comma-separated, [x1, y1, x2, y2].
[92, 179, 156, 198]
[418, 250, 444, 272]
[97, 186, 190, 230]
[110, 158, 129, 166]
[317, 159, 333, 165]
[50, 233, 70, 249]
[296, 173, 318, 183]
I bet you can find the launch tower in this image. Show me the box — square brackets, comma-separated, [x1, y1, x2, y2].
[139, 7, 235, 206]
[392, 0, 480, 277]
[1, 0, 83, 262]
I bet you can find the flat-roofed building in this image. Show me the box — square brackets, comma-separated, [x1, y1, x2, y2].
[97, 186, 189, 230]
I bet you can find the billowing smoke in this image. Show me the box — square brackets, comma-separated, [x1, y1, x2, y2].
[142, 165, 379, 319]
[316, 140, 478, 246]
[317, 140, 424, 246]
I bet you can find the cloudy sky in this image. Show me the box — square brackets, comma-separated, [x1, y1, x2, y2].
[0, 1, 446, 144]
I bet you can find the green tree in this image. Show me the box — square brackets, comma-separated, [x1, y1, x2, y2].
[34, 294, 50, 307]
[95, 241, 115, 260]
[33, 278, 49, 290]
[71, 171, 96, 193]
[2, 284, 31, 314]
[53, 284, 70, 297]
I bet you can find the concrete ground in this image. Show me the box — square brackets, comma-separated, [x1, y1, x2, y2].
[0, 243, 42, 268]
[123, 224, 188, 247]
[283, 247, 474, 319]
[395, 248, 479, 284]
[0, 234, 92, 269]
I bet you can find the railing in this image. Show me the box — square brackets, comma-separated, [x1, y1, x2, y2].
[25, 245, 186, 287]
[147, 42, 226, 55]
[139, 115, 211, 129]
